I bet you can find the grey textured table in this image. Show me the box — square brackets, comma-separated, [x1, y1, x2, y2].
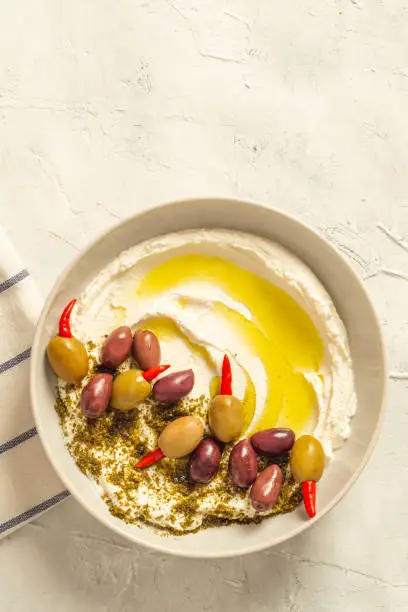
[1, 1, 408, 610]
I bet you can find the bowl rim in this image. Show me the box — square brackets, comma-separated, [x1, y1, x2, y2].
[30, 196, 388, 558]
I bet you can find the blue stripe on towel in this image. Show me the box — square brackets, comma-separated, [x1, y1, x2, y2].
[0, 269, 29, 294]
[0, 490, 71, 535]
[0, 348, 31, 374]
[0, 427, 38, 455]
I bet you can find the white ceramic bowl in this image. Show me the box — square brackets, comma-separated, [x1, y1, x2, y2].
[30, 198, 387, 558]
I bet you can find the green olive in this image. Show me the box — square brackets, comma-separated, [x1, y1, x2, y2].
[290, 435, 325, 483]
[158, 416, 204, 458]
[46, 336, 89, 384]
[208, 394, 244, 443]
[110, 369, 150, 411]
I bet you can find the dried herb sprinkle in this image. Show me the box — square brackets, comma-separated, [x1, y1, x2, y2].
[55, 346, 301, 535]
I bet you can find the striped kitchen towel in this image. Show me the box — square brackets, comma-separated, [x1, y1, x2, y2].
[0, 226, 69, 537]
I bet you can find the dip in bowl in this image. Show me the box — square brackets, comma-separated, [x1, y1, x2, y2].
[30, 198, 386, 557]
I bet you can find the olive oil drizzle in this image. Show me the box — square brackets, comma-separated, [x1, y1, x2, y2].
[136, 254, 323, 435]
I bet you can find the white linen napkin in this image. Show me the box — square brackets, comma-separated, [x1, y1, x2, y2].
[0, 226, 69, 537]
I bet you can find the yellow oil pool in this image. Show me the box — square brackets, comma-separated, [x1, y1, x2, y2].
[136, 254, 324, 435]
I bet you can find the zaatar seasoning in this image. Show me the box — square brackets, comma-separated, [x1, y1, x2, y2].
[55, 376, 301, 535]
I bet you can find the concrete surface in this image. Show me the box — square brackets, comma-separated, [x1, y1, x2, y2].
[1, 0, 408, 610]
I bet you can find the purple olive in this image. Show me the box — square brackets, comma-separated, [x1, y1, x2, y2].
[190, 438, 222, 483]
[250, 464, 283, 512]
[228, 439, 258, 488]
[133, 329, 161, 370]
[101, 326, 132, 369]
[153, 369, 194, 404]
[251, 428, 295, 457]
[81, 373, 113, 419]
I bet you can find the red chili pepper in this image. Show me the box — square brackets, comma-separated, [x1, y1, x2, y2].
[301, 480, 316, 518]
[219, 354, 232, 395]
[142, 364, 170, 382]
[135, 448, 165, 469]
[59, 299, 77, 338]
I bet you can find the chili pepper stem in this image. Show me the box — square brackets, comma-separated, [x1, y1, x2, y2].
[301, 480, 316, 518]
[142, 364, 170, 382]
[220, 354, 232, 395]
[135, 448, 165, 469]
[59, 299, 77, 338]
